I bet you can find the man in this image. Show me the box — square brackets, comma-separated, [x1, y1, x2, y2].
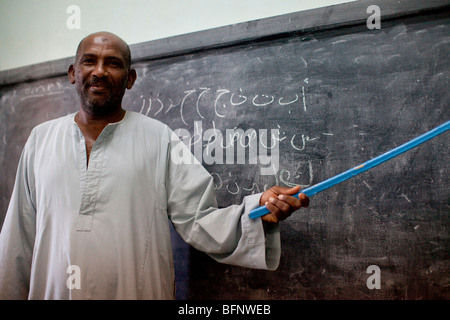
[0, 32, 309, 299]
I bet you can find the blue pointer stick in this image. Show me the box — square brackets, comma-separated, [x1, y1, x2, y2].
[249, 120, 450, 219]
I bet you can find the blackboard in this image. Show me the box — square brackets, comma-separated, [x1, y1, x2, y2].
[0, 0, 449, 299]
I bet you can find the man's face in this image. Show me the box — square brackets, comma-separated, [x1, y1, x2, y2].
[69, 34, 135, 115]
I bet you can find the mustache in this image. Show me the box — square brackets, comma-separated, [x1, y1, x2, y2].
[85, 78, 111, 88]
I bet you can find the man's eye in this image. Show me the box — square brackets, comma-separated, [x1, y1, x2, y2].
[82, 59, 95, 64]
[109, 61, 122, 67]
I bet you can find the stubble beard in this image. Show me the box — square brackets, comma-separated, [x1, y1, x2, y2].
[76, 79, 126, 116]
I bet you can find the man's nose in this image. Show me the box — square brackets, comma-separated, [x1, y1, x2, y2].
[92, 62, 107, 77]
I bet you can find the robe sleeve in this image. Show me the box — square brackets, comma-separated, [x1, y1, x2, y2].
[0, 129, 37, 299]
[166, 131, 280, 270]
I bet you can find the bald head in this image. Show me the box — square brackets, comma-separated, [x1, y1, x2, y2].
[68, 31, 137, 116]
[75, 32, 132, 69]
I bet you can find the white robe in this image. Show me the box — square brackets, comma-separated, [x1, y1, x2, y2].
[0, 111, 280, 299]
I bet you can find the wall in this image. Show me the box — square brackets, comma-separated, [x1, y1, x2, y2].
[0, 0, 355, 71]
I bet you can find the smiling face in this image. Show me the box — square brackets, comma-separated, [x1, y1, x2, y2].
[68, 32, 136, 116]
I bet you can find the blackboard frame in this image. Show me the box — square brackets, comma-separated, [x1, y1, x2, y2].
[1, 0, 449, 86]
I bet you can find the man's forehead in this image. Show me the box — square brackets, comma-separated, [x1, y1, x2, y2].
[92, 35, 111, 44]
[78, 32, 126, 52]
[81, 34, 123, 50]
[75, 32, 131, 66]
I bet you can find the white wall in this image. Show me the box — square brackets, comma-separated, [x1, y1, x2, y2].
[0, 0, 355, 71]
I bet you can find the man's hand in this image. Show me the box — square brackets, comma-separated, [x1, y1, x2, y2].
[259, 185, 309, 223]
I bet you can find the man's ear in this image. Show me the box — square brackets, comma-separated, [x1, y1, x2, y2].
[68, 64, 76, 84]
[126, 68, 137, 90]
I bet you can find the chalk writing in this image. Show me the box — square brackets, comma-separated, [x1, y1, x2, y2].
[131, 84, 323, 195]
[20, 79, 65, 101]
[137, 86, 309, 124]
[210, 159, 313, 196]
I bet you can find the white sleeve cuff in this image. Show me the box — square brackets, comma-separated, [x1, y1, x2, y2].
[216, 193, 281, 270]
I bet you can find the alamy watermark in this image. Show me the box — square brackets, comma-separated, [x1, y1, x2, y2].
[367, 5, 381, 30]
[66, 265, 81, 290]
[66, 263, 382, 292]
[366, 265, 381, 289]
[171, 121, 279, 176]
[66, 5, 381, 32]
[66, 5, 81, 30]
